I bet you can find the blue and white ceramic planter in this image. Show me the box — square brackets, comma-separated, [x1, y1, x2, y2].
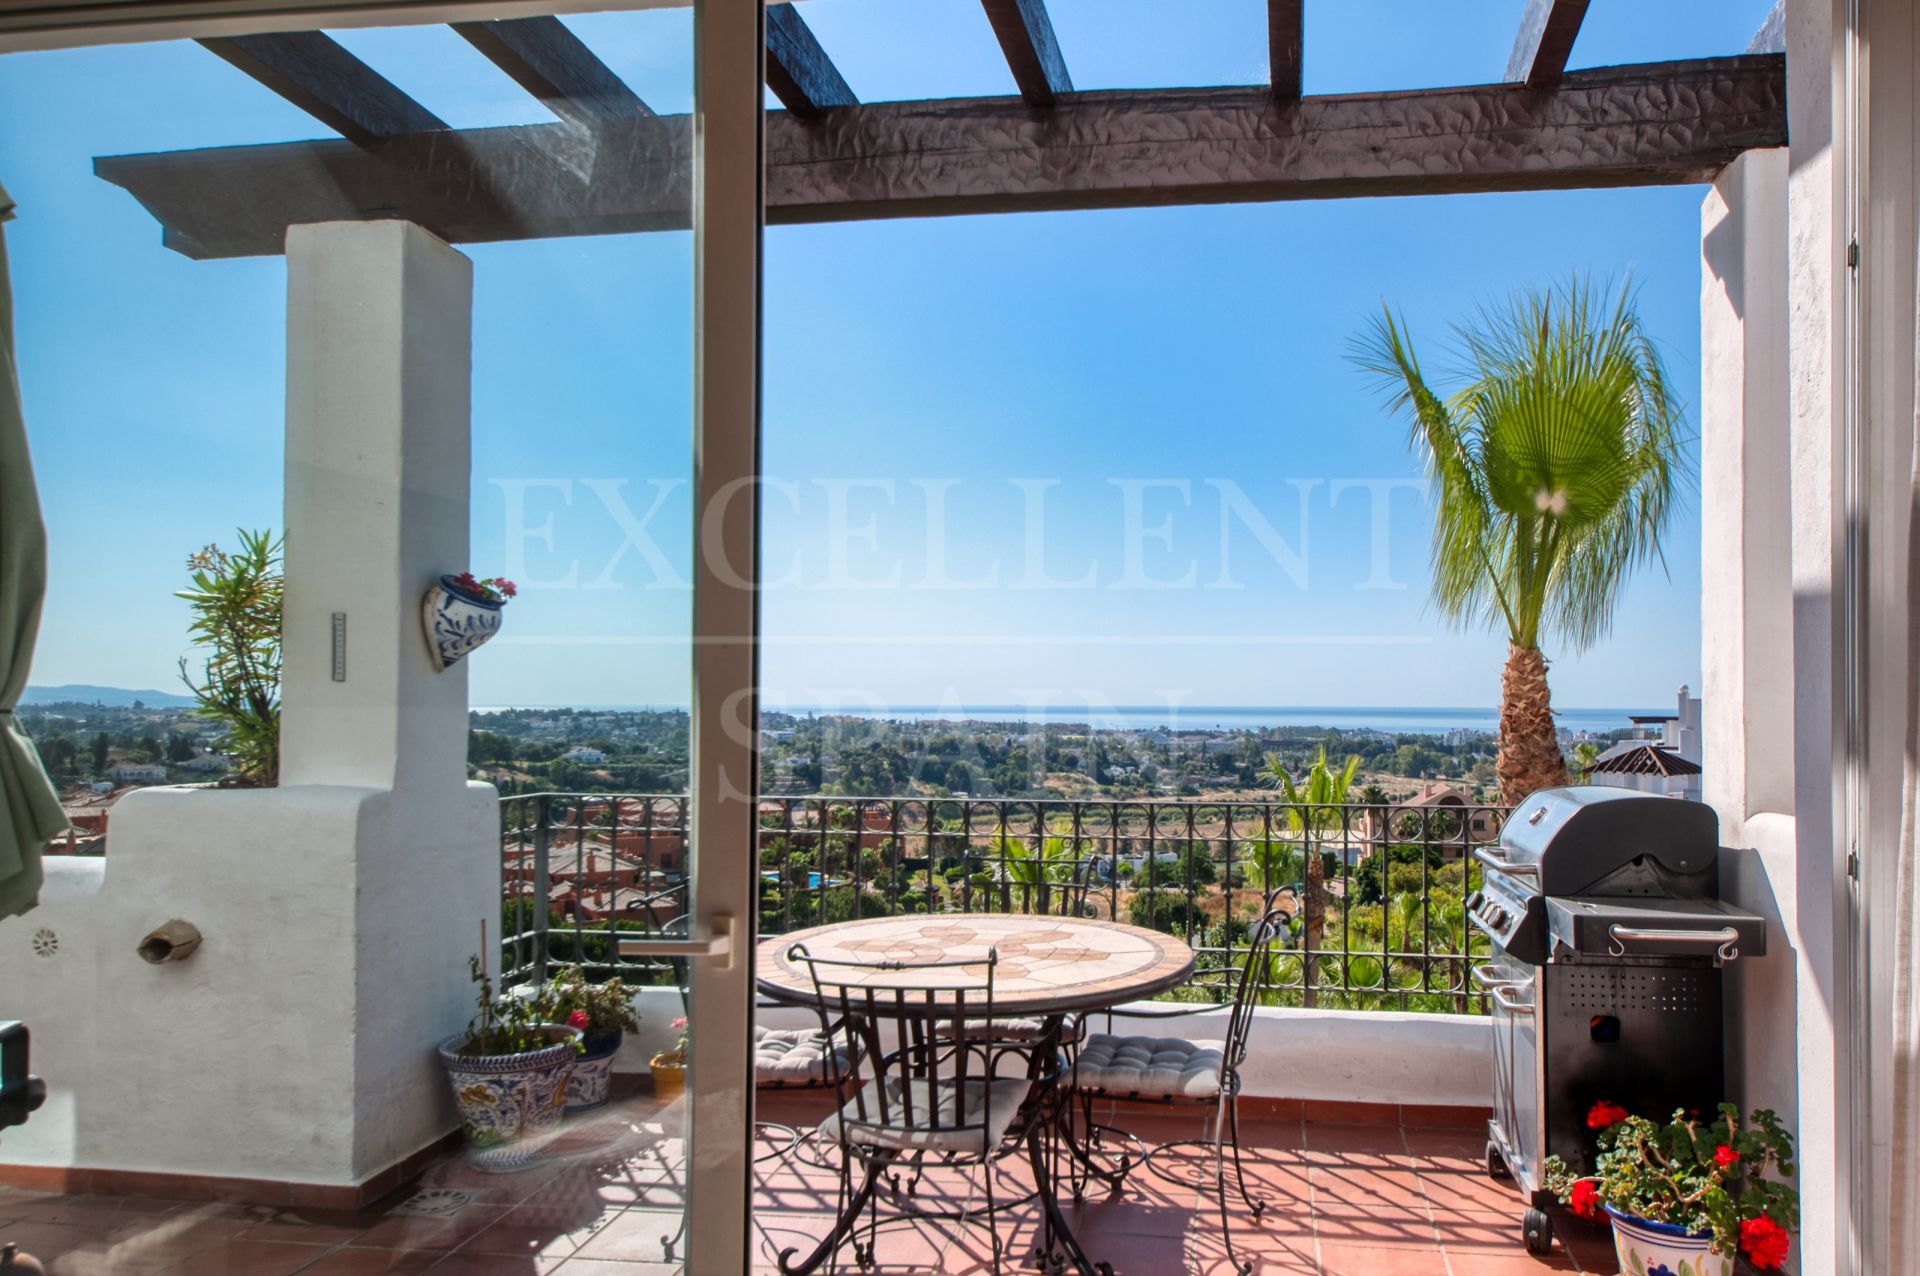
[423, 575, 505, 672]
[565, 1031, 623, 1114]
[1605, 1205, 1732, 1276]
[437, 1025, 581, 1172]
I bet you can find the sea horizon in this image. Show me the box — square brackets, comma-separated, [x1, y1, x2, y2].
[471, 703, 1662, 736]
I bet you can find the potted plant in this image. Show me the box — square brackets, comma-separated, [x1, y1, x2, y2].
[543, 965, 641, 1114]
[436, 954, 581, 1171]
[423, 572, 516, 671]
[650, 1017, 689, 1097]
[1544, 1101, 1798, 1276]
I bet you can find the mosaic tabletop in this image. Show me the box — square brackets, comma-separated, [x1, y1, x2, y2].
[756, 915, 1195, 1016]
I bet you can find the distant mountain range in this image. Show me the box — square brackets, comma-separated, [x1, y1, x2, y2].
[21, 684, 195, 708]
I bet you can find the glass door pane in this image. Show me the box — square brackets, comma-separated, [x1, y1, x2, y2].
[0, 4, 763, 1273]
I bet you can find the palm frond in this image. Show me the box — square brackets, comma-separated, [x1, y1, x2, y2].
[1351, 277, 1691, 652]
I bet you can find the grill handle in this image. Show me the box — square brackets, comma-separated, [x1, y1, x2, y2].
[1608, 924, 1742, 963]
[1470, 963, 1527, 989]
[1489, 984, 1534, 1016]
[1473, 847, 1538, 878]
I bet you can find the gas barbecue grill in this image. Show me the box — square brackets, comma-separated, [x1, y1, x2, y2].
[1467, 787, 1766, 1255]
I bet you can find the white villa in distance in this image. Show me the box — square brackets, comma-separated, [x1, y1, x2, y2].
[1587, 686, 1706, 800]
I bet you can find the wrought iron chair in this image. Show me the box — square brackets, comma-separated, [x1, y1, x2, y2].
[1065, 892, 1294, 1276]
[778, 944, 1066, 1276]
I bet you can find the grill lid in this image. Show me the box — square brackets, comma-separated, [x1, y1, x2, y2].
[1494, 787, 1719, 898]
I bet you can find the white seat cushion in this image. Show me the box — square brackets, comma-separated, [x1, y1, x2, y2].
[754, 1026, 853, 1087]
[1073, 1034, 1225, 1100]
[821, 1076, 1033, 1156]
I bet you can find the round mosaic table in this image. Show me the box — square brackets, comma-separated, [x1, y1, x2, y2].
[756, 915, 1195, 1015]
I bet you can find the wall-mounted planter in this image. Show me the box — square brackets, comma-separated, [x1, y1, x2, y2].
[423, 575, 504, 672]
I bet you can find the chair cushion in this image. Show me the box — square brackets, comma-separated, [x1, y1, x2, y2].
[754, 1027, 852, 1087]
[821, 1076, 1033, 1157]
[948, 1012, 1081, 1045]
[1073, 1034, 1225, 1100]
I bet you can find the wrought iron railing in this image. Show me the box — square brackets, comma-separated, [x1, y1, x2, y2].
[500, 791, 1508, 1014]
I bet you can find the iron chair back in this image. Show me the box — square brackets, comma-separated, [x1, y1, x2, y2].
[1220, 889, 1297, 1072]
[787, 944, 1016, 1159]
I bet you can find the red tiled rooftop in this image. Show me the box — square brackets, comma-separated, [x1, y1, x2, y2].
[0, 1087, 1622, 1274]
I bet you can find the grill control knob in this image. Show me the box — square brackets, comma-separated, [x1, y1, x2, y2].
[1467, 891, 1485, 912]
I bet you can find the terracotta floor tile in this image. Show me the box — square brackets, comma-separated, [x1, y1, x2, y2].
[155, 1238, 332, 1275]
[569, 1209, 688, 1264]
[554, 1260, 682, 1276]
[1443, 1248, 1581, 1274]
[456, 1202, 617, 1260]
[1303, 1124, 1412, 1156]
[1318, 1241, 1451, 1274]
[0, 1220, 117, 1265]
[288, 1249, 444, 1275]
[1312, 1209, 1444, 1250]
[348, 1206, 508, 1253]
[421, 1252, 568, 1274]
[0, 1117, 1591, 1276]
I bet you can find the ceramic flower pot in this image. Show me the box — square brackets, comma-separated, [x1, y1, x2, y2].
[423, 574, 505, 672]
[649, 1052, 686, 1098]
[564, 1030, 623, 1114]
[437, 1025, 581, 1172]
[1606, 1205, 1733, 1276]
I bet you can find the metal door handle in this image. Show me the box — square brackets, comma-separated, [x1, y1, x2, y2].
[1473, 847, 1538, 878]
[617, 914, 737, 971]
[1471, 964, 1526, 989]
[1607, 924, 1740, 963]
[1490, 984, 1534, 1015]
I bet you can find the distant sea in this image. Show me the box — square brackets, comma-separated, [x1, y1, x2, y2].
[770, 705, 1654, 736]
[477, 703, 1657, 737]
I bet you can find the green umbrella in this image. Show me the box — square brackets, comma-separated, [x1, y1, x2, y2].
[0, 179, 69, 920]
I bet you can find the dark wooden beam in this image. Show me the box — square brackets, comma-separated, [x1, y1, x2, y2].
[451, 16, 652, 127]
[765, 4, 856, 117]
[1268, 0, 1303, 100]
[196, 31, 446, 146]
[979, 0, 1071, 107]
[96, 56, 1786, 261]
[1505, 0, 1590, 88]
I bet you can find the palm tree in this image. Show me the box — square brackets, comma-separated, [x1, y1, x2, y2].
[1264, 747, 1361, 1007]
[1353, 278, 1688, 804]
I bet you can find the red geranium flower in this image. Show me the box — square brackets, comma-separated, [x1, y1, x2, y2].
[1714, 1145, 1740, 1170]
[1587, 1101, 1630, 1129]
[566, 1009, 590, 1031]
[1569, 1180, 1601, 1220]
[1740, 1216, 1792, 1269]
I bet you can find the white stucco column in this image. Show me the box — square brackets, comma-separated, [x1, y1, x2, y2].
[280, 220, 473, 793]
[0, 220, 499, 1194]
[1700, 148, 1806, 1183]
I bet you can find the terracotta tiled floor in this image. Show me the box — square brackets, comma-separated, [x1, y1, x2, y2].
[0, 1088, 1620, 1274]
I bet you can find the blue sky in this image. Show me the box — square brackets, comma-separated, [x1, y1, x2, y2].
[0, 1, 1773, 715]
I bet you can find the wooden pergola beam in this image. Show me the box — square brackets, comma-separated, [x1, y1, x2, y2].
[979, 0, 1072, 107]
[1506, 0, 1591, 88]
[1268, 0, 1303, 100]
[96, 56, 1786, 261]
[451, 16, 652, 127]
[765, 3, 856, 117]
[195, 30, 446, 145]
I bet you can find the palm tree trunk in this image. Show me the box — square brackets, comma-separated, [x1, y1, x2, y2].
[1497, 643, 1569, 804]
